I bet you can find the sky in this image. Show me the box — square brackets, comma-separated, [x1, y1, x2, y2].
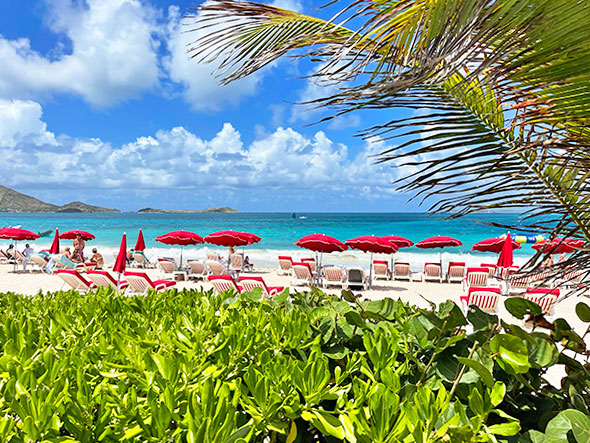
[0, 0, 422, 212]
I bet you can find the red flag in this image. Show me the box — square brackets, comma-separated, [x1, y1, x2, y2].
[113, 233, 127, 274]
[49, 228, 60, 254]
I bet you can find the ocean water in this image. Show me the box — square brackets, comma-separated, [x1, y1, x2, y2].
[0, 212, 541, 271]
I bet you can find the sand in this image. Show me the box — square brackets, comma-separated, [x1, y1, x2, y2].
[1, 262, 588, 386]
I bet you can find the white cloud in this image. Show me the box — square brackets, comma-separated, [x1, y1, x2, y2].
[0, 0, 161, 107]
[164, 5, 265, 111]
[0, 100, 398, 204]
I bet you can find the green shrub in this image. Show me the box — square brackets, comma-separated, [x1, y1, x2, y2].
[0, 286, 588, 442]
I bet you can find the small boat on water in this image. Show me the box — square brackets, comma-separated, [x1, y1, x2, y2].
[37, 230, 53, 237]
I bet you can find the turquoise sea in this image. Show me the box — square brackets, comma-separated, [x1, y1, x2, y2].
[0, 212, 540, 270]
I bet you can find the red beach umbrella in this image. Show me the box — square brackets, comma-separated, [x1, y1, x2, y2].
[155, 231, 204, 267]
[346, 236, 398, 286]
[0, 228, 40, 272]
[113, 233, 127, 289]
[49, 228, 60, 254]
[204, 230, 252, 247]
[531, 237, 584, 254]
[381, 235, 414, 248]
[59, 230, 95, 241]
[0, 228, 40, 241]
[295, 234, 347, 270]
[415, 236, 462, 278]
[473, 237, 521, 254]
[134, 229, 146, 252]
[497, 234, 515, 269]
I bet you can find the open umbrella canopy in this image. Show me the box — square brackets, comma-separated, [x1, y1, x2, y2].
[380, 235, 413, 248]
[155, 231, 204, 246]
[346, 236, 399, 254]
[473, 237, 521, 254]
[531, 237, 585, 254]
[59, 230, 95, 241]
[416, 236, 462, 249]
[205, 230, 256, 247]
[49, 228, 60, 254]
[0, 228, 40, 241]
[134, 229, 146, 252]
[295, 234, 347, 253]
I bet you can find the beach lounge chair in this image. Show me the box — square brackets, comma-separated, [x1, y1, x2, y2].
[29, 254, 49, 272]
[462, 267, 489, 290]
[344, 267, 369, 291]
[207, 252, 221, 261]
[238, 276, 284, 298]
[301, 258, 317, 273]
[124, 271, 176, 295]
[557, 268, 585, 289]
[157, 258, 176, 279]
[207, 260, 226, 275]
[447, 262, 466, 283]
[460, 287, 501, 314]
[522, 287, 559, 315]
[86, 270, 129, 291]
[480, 263, 497, 278]
[56, 270, 97, 294]
[230, 253, 244, 273]
[321, 266, 345, 288]
[372, 260, 391, 280]
[208, 275, 242, 295]
[0, 249, 10, 264]
[393, 262, 412, 281]
[507, 273, 531, 295]
[53, 254, 87, 272]
[529, 268, 554, 288]
[278, 256, 294, 275]
[187, 260, 208, 280]
[423, 263, 442, 283]
[132, 252, 152, 268]
[291, 263, 315, 286]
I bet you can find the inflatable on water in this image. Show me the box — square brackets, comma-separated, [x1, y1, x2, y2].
[501, 233, 545, 244]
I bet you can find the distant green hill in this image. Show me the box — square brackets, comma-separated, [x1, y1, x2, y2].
[138, 206, 239, 214]
[0, 186, 120, 213]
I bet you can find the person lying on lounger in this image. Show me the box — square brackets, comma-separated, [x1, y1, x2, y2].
[90, 248, 104, 269]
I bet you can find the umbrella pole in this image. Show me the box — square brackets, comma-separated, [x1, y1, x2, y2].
[117, 272, 121, 292]
[180, 245, 184, 269]
[439, 250, 442, 281]
[13, 240, 18, 273]
[369, 252, 373, 288]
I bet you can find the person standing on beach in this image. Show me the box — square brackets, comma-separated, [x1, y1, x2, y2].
[73, 233, 85, 261]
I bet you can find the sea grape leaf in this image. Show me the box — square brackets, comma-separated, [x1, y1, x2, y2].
[487, 421, 521, 436]
[490, 382, 506, 407]
[504, 297, 541, 319]
[576, 302, 590, 323]
[490, 334, 530, 374]
[467, 306, 498, 331]
[271, 288, 290, 305]
[528, 334, 559, 368]
[341, 290, 357, 303]
[456, 357, 494, 388]
[544, 409, 590, 443]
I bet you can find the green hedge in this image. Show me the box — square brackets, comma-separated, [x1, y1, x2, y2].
[0, 287, 589, 442]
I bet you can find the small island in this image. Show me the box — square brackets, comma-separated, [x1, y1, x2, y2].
[137, 207, 239, 214]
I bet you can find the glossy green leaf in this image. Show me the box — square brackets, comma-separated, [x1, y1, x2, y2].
[490, 334, 530, 374]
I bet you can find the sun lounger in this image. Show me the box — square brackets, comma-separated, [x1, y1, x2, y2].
[372, 260, 391, 280]
[321, 266, 345, 288]
[86, 270, 129, 291]
[393, 262, 412, 281]
[53, 254, 87, 272]
[207, 252, 221, 261]
[230, 253, 244, 272]
[0, 250, 10, 264]
[157, 258, 176, 279]
[462, 267, 489, 290]
[132, 252, 152, 268]
[508, 273, 531, 295]
[301, 258, 317, 273]
[187, 260, 208, 280]
[460, 287, 501, 314]
[529, 268, 554, 288]
[291, 262, 315, 286]
[56, 270, 97, 294]
[557, 268, 585, 288]
[124, 271, 176, 295]
[238, 276, 284, 298]
[206, 260, 226, 275]
[344, 267, 369, 291]
[480, 263, 497, 278]
[208, 275, 242, 295]
[29, 254, 49, 272]
[278, 256, 294, 275]
[447, 262, 466, 283]
[423, 263, 442, 283]
[522, 287, 559, 315]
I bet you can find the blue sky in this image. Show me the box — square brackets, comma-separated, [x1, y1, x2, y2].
[0, 0, 421, 212]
